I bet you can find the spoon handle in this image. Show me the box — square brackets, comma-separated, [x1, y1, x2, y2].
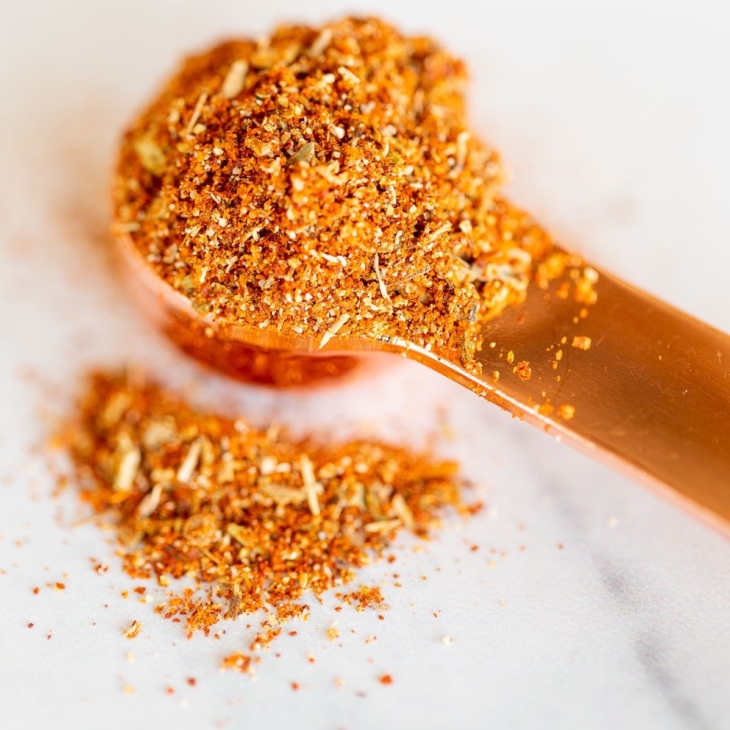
[450, 265, 730, 532]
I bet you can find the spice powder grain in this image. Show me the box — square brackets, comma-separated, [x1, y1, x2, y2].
[113, 16, 554, 372]
[64, 370, 474, 641]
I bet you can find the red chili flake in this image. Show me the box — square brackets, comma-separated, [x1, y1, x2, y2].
[186, 678, 196, 687]
[32, 587, 39, 595]
[55, 582, 65, 591]
[379, 674, 393, 685]
[27, 623, 34, 628]
[291, 682, 300, 691]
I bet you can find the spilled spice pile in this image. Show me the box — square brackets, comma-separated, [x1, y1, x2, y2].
[113, 16, 555, 370]
[63, 370, 474, 670]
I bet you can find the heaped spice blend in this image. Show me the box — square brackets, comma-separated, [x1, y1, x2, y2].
[65, 370, 473, 655]
[113, 17, 553, 371]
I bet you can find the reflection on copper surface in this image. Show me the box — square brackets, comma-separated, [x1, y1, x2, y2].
[162, 305, 361, 388]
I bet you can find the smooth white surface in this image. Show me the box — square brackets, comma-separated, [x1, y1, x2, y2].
[1, 1, 730, 728]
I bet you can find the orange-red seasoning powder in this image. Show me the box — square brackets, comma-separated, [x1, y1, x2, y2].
[61, 369, 475, 661]
[113, 16, 556, 373]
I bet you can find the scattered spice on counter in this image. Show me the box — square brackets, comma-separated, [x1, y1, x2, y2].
[113, 16, 559, 373]
[336, 586, 386, 612]
[61, 369, 474, 664]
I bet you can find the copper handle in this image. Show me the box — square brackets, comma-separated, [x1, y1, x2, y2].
[467, 267, 730, 531]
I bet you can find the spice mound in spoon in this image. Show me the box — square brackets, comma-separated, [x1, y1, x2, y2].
[113, 16, 552, 371]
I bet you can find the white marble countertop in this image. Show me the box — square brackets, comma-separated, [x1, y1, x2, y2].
[1, 1, 729, 728]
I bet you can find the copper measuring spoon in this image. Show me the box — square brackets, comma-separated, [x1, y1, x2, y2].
[117, 232, 730, 534]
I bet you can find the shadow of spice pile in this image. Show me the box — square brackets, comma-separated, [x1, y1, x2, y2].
[65, 370, 477, 671]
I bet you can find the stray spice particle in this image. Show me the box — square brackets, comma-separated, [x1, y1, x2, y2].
[558, 404, 576, 421]
[572, 336, 592, 351]
[124, 620, 142, 639]
[379, 674, 393, 685]
[514, 361, 531, 381]
[220, 652, 254, 675]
